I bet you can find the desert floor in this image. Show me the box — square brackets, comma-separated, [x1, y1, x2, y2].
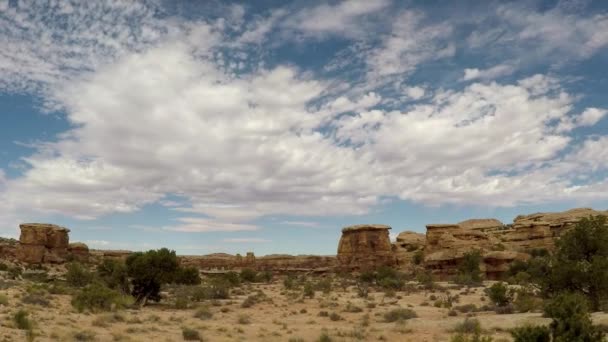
[2, 277, 608, 342]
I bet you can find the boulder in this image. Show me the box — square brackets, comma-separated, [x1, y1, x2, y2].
[337, 224, 395, 270]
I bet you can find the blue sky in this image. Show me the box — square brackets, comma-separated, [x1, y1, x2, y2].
[1, 0, 607, 255]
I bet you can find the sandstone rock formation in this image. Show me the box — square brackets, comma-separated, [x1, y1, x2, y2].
[68, 242, 90, 262]
[17, 223, 70, 264]
[422, 208, 608, 279]
[392, 231, 425, 266]
[179, 253, 336, 273]
[337, 224, 395, 270]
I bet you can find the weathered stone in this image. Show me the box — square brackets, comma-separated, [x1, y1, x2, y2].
[17, 223, 71, 264]
[392, 231, 425, 266]
[337, 224, 395, 270]
[69, 242, 90, 261]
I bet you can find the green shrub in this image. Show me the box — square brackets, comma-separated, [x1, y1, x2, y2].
[0, 294, 7, 306]
[257, 270, 273, 283]
[329, 312, 342, 321]
[97, 259, 130, 294]
[485, 282, 513, 307]
[303, 282, 315, 298]
[315, 278, 332, 294]
[239, 268, 257, 283]
[8, 266, 23, 279]
[511, 325, 550, 342]
[126, 248, 180, 305]
[73, 330, 96, 341]
[317, 332, 333, 342]
[182, 327, 202, 341]
[13, 309, 32, 330]
[219, 271, 241, 287]
[174, 267, 201, 285]
[544, 292, 604, 342]
[383, 308, 417, 322]
[194, 307, 213, 320]
[71, 283, 131, 312]
[455, 251, 483, 285]
[541, 216, 608, 310]
[513, 288, 542, 313]
[0, 262, 8, 271]
[453, 318, 482, 335]
[283, 275, 297, 290]
[66, 262, 94, 288]
[413, 250, 424, 265]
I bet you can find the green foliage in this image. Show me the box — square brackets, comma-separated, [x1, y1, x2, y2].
[97, 259, 130, 294]
[455, 251, 483, 285]
[192, 279, 231, 301]
[303, 282, 315, 298]
[413, 250, 424, 265]
[314, 278, 332, 294]
[219, 271, 241, 287]
[283, 274, 298, 290]
[453, 318, 483, 335]
[8, 265, 22, 279]
[239, 268, 258, 283]
[543, 216, 608, 310]
[257, 270, 273, 283]
[0, 294, 7, 306]
[383, 308, 417, 322]
[358, 266, 406, 290]
[511, 325, 551, 342]
[66, 262, 94, 288]
[485, 282, 513, 307]
[182, 327, 202, 341]
[513, 287, 543, 313]
[71, 283, 131, 312]
[126, 248, 179, 305]
[174, 267, 201, 285]
[13, 309, 32, 330]
[450, 333, 493, 342]
[0, 262, 8, 271]
[544, 292, 604, 342]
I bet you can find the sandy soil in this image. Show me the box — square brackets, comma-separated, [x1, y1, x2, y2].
[1, 278, 607, 342]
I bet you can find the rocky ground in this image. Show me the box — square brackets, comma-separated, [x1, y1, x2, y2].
[3, 272, 607, 342]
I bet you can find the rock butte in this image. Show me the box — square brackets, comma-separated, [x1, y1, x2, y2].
[2, 208, 607, 278]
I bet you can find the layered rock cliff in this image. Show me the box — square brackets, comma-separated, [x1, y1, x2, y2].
[337, 224, 395, 270]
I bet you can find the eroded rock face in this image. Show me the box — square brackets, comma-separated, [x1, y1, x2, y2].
[68, 242, 90, 262]
[179, 253, 336, 273]
[17, 223, 70, 264]
[337, 224, 395, 270]
[422, 208, 608, 279]
[392, 231, 425, 266]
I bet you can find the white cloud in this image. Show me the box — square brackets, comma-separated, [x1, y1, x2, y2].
[281, 221, 320, 228]
[164, 218, 260, 233]
[403, 86, 425, 100]
[462, 64, 516, 81]
[284, 0, 390, 38]
[223, 238, 271, 243]
[557, 108, 608, 132]
[367, 11, 454, 79]
[469, 4, 608, 65]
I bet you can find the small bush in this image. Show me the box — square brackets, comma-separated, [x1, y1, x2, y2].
[413, 250, 424, 265]
[71, 283, 131, 312]
[318, 332, 333, 342]
[182, 327, 202, 341]
[0, 294, 8, 306]
[67, 262, 94, 288]
[485, 282, 513, 307]
[303, 282, 315, 298]
[453, 318, 482, 335]
[13, 309, 32, 330]
[174, 267, 201, 285]
[329, 312, 342, 321]
[544, 292, 604, 342]
[239, 268, 257, 283]
[73, 330, 96, 341]
[237, 314, 251, 324]
[383, 308, 417, 322]
[510, 325, 550, 342]
[194, 307, 213, 320]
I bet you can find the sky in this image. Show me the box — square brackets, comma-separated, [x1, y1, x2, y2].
[1, 0, 608, 256]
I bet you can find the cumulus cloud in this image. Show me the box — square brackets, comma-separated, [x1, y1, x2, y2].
[462, 64, 516, 81]
[0, 1, 607, 237]
[283, 0, 390, 38]
[367, 11, 454, 79]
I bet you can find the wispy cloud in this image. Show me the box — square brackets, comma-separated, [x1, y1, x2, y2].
[222, 238, 271, 243]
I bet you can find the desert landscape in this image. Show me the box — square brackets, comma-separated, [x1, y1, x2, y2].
[1, 208, 608, 341]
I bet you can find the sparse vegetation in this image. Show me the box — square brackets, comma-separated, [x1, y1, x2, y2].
[383, 308, 417, 322]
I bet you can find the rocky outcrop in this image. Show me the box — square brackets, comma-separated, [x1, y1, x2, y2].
[68, 242, 90, 262]
[16, 223, 70, 264]
[337, 224, 395, 270]
[392, 231, 425, 266]
[422, 208, 608, 279]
